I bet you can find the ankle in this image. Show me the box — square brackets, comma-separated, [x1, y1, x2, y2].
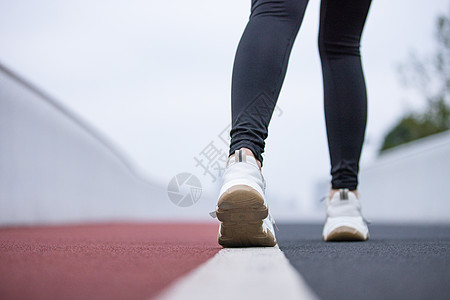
[228, 148, 262, 169]
[330, 189, 358, 199]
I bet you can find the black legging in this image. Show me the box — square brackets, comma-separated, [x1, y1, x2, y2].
[229, 0, 372, 190]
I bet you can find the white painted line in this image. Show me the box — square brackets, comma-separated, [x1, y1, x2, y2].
[155, 246, 318, 300]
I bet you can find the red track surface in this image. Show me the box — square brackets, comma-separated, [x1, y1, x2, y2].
[0, 223, 220, 300]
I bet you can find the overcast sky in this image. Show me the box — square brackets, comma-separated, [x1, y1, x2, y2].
[1, 0, 449, 213]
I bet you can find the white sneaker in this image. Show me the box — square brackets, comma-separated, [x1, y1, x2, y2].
[215, 149, 277, 247]
[322, 188, 369, 241]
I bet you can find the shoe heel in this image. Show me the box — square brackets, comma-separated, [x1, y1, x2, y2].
[216, 185, 275, 247]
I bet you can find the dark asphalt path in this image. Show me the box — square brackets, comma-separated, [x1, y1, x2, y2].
[277, 224, 450, 300]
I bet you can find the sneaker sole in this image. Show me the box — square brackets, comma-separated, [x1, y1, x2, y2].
[323, 225, 369, 241]
[216, 185, 276, 248]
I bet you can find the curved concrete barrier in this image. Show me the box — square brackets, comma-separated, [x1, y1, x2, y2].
[0, 63, 171, 225]
[359, 130, 450, 223]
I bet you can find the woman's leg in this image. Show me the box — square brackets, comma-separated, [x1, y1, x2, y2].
[318, 0, 372, 190]
[229, 0, 309, 165]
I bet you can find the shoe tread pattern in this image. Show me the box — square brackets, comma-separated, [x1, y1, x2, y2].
[217, 185, 276, 247]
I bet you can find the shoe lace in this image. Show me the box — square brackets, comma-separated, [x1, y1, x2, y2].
[363, 216, 372, 225]
[319, 195, 329, 203]
[268, 213, 279, 231]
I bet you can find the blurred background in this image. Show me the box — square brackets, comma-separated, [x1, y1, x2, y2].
[1, 0, 449, 225]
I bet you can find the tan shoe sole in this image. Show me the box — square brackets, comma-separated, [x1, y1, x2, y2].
[217, 185, 276, 248]
[323, 226, 369, 242]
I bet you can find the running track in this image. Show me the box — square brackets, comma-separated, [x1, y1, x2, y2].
[1, 223, 449, 299]
[0, 223, 220, 300]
